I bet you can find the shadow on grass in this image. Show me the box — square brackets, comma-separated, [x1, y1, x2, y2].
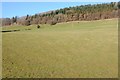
[1, 30, 20, 33]
[1, 29, 32, 33]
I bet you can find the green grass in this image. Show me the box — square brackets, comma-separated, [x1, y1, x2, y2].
[2, 19, 118, 78]
[0, 27, 2, 78]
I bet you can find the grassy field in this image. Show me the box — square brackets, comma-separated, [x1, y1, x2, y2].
[0, 27, 2, 78]
[2, 19, 118, 78]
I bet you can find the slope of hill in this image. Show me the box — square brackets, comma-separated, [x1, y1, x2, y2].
[1, 2, 119, 26]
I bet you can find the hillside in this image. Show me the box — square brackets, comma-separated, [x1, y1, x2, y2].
[2, 2, 120, 26]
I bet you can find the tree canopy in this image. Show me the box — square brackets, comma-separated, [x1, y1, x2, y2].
[2, 2, 119, 26]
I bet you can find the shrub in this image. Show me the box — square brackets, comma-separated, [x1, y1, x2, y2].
[24, 20, 31, 26]
[37, 25, 40, 28]
[49, 20, 57, 25]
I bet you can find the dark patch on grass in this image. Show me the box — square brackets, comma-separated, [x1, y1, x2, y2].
[1, 28, 32, 33]
[1, 29, 20, 33]
[25, 29, 31, 30]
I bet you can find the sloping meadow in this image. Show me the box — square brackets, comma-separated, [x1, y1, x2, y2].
[2, 19, 118, 78]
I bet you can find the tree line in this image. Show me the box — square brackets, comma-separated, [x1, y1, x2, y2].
[1, 2, 120, 26]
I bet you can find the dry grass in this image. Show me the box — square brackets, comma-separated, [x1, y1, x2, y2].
[2, 19, 118, 78]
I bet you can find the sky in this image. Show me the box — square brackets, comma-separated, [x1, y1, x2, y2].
[2, 2, 110, 18]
